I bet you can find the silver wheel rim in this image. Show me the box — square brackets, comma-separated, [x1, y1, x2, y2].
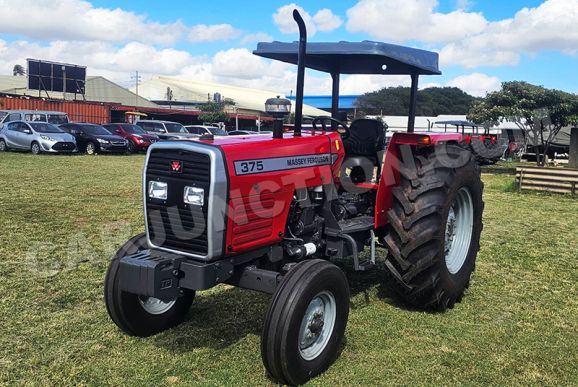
[32, 143, 40, 154]
[0, 141, 5, 151]
[86, 143, 95, 155]
[138, 296, 176, 315]
[298, 291, 337, 361]
[444, 187, 474, 274]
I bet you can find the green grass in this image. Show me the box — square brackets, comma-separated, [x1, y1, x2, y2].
[1, 152, 577, 386]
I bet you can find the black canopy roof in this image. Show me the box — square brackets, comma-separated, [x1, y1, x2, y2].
[253, 40, 441, 76]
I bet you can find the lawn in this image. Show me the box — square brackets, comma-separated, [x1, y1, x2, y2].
[0, 152, 577, 386]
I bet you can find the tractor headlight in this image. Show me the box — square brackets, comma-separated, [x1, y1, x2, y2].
[148, 181, 168, 200]
[183, 186, 204, 206]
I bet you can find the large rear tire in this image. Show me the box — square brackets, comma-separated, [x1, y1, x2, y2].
[383, 144, 484, 311]
[261, 259, 350, 385]
[470, 138, 505, 165]
[104, 233, 195, 337]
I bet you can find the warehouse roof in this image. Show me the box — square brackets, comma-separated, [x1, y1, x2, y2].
[135, 75, 328, 116]
[0, 75, 157, 108]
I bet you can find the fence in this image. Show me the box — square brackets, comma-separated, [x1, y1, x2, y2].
[516, 166, 578, 195]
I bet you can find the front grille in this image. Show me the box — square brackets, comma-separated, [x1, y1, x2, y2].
[146, 149, 211, 256]
[52, 142, 75, 151]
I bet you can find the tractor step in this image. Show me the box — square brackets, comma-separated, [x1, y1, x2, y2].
[337, 216, 375, 233]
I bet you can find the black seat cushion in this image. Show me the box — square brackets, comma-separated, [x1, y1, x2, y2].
[342, 119, 386, 160]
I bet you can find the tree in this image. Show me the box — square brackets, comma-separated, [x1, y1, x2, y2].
[355, 86, 479, 117]
[13, 64, 25, 76]
[468, 81, 578, 165]
[198, 99, 233, 124]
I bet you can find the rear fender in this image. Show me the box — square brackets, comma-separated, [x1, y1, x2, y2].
[374, 132, 463, 228]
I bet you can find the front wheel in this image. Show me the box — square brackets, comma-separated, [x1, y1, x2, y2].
[104, 233, 195, 337]
[126, 140, 136, 154]
[0, 139, 7, 152]
[86, 142, 97, 155]
[383, 144, 484, 311]
[31, 142, 41, 155]
[261, 259, 350, 385]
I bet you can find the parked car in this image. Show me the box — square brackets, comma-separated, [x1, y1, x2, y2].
[0, 120, 77, 154]
[103, 123, 160, 153]
[0, 110, 69, 129]
[134, 120, 196, 140]
[184, 125, 228, 137]
[59, 123, 128, 155]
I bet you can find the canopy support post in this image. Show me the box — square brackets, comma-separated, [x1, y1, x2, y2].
[408, 73, 419, 133]
[331, 72, 340, 130]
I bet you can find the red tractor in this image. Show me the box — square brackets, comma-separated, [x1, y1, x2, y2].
[105, 11, 484, 385]
[432, 120, 507, 165]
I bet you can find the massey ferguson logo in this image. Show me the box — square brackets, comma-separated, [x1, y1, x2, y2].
[170, 160, 183, 173]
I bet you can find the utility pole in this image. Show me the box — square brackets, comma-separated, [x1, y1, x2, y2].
[131, 71, 141, 108]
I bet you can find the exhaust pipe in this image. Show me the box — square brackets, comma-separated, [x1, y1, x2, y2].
[292, 9, 306, 137]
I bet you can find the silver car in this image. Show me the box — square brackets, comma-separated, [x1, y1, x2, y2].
[0, 121, 77, 154]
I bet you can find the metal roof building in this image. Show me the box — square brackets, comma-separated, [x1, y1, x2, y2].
[0, 75, 157, 107]
[133, 75, 327, 117]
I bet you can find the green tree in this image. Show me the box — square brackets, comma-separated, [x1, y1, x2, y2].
[198, 99, 233, 124]
[468, 81, 578, 165]
[355, 86, 479, 117]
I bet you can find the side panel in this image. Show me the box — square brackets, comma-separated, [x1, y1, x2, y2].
[221, 133, 344, 255]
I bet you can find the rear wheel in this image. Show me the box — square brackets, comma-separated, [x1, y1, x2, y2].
[261, 259, 350, 385]
[104, 233, 195, 337]
[470, 138, 505, 165]
[383, 144, 484, 311]
[31, 142, 41, 155]
[0, 139, 7, 152]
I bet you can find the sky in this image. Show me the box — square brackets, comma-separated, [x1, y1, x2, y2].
[0, 0, 576, 98]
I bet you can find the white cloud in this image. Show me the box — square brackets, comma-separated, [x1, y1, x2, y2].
[241, 32, 273, 45]
[439, 0, 578, 67]
[188, 24, 241, 43]
[313, 9, 343, 32]
[0, 0, 185, 45]
[346, 0, 487, 44]
[455, 0, 473, 11]
[273, 4, 343, 36]
[445, 73, 501, 97]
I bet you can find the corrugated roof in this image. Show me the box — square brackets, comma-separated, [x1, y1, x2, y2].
[135, 75, 328, 116]
[0, 75, 157, 108]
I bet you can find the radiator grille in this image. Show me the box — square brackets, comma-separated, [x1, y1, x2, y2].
[145, 149, 210, 256]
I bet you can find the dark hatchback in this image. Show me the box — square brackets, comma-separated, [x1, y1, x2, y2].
[59, 123, 128, 155]
[104, 123, 160, 153]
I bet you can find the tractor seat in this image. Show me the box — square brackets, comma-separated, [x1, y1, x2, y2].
[343, 118, 385, 164]
[341, 119, 387, 185]
[343, 119, 386, 164]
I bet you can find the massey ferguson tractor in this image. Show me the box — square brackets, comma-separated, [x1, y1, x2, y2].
[105, 10, 484, 385]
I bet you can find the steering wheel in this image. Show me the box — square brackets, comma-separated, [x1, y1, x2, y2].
[311, 116, 350, 139]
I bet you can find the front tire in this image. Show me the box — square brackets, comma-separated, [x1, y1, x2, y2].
[104, 233, 195, 337]
[261, 259, 350, 385]
[0, 139, 7, 152]
[86, 142, 97, 155]
[31, 142, 41, 155]
[126, 140, 136, 154]
[383, 144, 484, 311]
